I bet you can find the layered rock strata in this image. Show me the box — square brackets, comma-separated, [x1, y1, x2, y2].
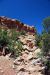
[0, 16, 36, 33]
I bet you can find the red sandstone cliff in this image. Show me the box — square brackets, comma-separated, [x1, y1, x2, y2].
[0, 16, 36, 33]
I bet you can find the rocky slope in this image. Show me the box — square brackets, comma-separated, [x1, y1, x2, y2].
[0, 33, 43, 75]
[13, 33, 43, 75]
[0, 16, 43, 75]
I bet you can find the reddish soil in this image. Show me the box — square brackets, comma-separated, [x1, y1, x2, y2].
[0, 56, 16, 75]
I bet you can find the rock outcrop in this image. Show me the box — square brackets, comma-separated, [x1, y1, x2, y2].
[0, 16, 43, 75]
[13, 34, 43, 75]
[0, 16, 36, 33]
[0, 31, 43, 75]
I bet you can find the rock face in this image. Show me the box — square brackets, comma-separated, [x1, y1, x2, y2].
[0, 16, 43, 75]
[0, 32, 43, 75]
[13, 34, 43, 75]
[0, 16, 36, 33]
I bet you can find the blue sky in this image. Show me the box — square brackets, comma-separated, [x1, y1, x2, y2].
[0, 0, 50, 33]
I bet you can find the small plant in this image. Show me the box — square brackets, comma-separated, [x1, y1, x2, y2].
[0, 28, 23, 57]
[20, 30, 26, 35]
[36, 17, 50, 75]
[35, 33, 42, 48]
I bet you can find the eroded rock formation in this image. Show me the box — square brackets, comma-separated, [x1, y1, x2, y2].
[0, 16, 36, 33]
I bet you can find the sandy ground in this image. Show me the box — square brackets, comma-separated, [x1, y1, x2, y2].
[0, 56, 16, 75]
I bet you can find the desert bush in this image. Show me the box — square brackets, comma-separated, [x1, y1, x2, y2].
[35, 33, 42, 48]
[36, 17, 50, 75]
[0, 28, 23, 57]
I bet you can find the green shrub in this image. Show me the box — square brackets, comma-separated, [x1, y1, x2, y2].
[36, 17, 50, 74]
[0, 28, 23, 57]
[20, 31, 26, 35]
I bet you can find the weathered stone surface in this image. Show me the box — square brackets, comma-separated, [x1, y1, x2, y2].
[26, 52, 33, 60]
[14, 60, 21, 65]
[0, 25, 43, 75]
[0, 56, 16, 75]
[17, 71, 29, 75]
[0, 16, 35, 33]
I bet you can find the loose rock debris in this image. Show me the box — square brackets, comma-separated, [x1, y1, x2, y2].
[0, 34, 43, 75]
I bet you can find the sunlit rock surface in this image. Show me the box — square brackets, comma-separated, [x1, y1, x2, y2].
[0, 16, 43, 75]
[0, 16, 36, 33]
